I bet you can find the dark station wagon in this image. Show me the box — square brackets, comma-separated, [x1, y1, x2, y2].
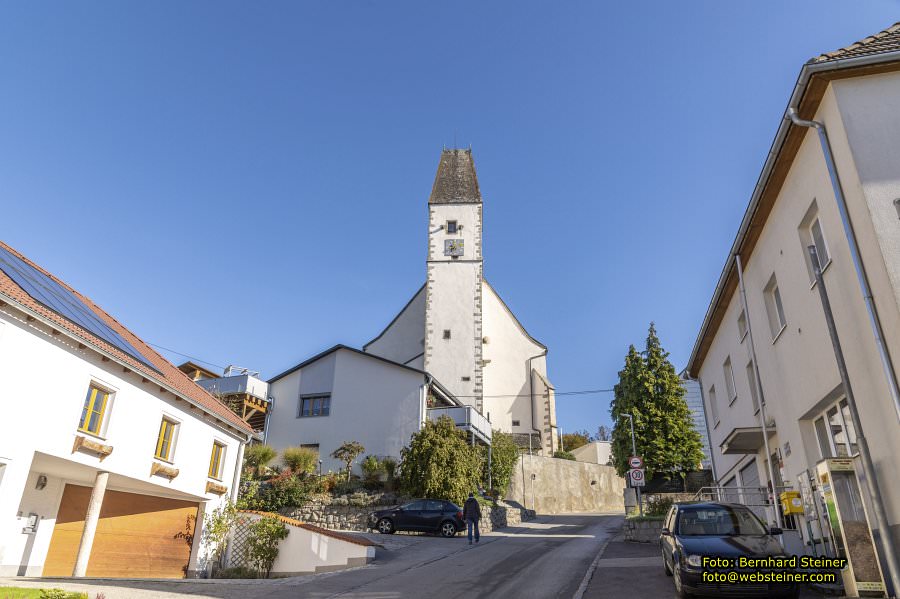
[368, 499, 465, 538]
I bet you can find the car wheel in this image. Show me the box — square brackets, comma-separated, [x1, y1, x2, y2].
[673, 561, 692, 598]
[663, 550, 672, 576]
[439, 520, 457, 538]
[377, 518, 395, 534]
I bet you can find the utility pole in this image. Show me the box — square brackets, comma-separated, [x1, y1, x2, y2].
[809, 245, 900, 595]
[622, 413, 642, 517]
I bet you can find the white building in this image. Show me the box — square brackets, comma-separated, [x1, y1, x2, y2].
[266, 345, 490, 474]
[0, 242, 254, 579]
[364, 149, 559, 453]
[687, 23, 900, 590]
[570, 441, 612, 466]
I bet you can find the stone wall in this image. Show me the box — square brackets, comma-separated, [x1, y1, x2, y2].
[623, 518, 664, 543]
[281, 492, 533, 533]
[506, 455, 625, 514]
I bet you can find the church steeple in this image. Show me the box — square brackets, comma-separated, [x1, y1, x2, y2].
[429, 148, 482, 204]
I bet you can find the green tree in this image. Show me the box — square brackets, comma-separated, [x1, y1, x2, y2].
[399, 416, 481, 505]
[610, 323, 704, 481]
[281, 446, 318, 475]
[561, 429, 592, 451]
[202, 500, 238, 570]
[244, 515, 289, 578]
[482, 430, 519, 497]
[553, 450, 576, 460]
[244, 444, 277, 478]
[331, 441, 365, 481]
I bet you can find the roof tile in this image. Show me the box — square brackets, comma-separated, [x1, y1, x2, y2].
[812, 21, 900, 63]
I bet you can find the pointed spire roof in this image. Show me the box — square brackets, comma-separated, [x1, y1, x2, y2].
[429, 148, 482, 204]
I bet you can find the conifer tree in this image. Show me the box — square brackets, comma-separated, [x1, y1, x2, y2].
[610, 324, 704, 482]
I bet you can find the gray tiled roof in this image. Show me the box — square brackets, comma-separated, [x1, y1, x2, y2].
[812, 21, 900, 63]
[429, 148, 482, 204]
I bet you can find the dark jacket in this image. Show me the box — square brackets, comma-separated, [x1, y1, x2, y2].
[463, 497, 482, 521]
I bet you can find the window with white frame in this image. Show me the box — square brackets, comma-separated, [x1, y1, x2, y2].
[763, 274, 787, 339]
[708, 385, 719, 426]
[799, 201, 831, 281]
[724, 357, 737, 404]
[737, 310, 747, 341]
[745, 360, 760, 413]
[814, 398, 858, 458]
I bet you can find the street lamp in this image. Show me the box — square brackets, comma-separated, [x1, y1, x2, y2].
[621, 413, 643, 517]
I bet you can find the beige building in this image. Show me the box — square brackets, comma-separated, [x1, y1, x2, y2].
[687, 22, 900, 586]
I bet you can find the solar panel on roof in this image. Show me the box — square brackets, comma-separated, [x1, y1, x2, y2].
[0, 246, 161, 372]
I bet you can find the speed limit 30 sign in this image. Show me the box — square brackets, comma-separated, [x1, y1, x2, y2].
[629, 468, 645, 487]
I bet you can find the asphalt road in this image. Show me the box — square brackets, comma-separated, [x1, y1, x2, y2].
[3, 513, 623, 599]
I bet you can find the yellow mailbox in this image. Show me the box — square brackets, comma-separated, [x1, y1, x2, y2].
[780, 490, 804, 515]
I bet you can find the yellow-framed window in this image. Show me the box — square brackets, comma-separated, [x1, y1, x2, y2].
[209, 442, 226, 480]
[155, 418, 177, 461]
[78, 385, 110, 435]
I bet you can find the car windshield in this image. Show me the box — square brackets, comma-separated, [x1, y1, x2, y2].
[677, 506, 768, 536]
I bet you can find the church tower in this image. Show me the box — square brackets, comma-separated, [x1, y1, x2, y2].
[424, 149, 484, 412]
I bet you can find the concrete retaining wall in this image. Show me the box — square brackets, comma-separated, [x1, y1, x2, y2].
[506, 455, 625, 514]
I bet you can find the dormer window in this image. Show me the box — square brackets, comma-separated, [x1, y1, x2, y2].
[446, 221, 458, 234]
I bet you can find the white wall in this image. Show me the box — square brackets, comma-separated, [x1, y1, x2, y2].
[482, 283, 548, 437]
[0, 306, 244, 576]
[570, 441, 612, 465]
[266, 349, 426, 474]
[363, 285, 426, 368]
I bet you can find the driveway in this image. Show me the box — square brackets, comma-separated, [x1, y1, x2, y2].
[1, 513, 622, 599]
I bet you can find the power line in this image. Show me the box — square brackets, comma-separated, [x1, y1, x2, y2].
[452, 388, 615, 399]
[145, 342, 227, 371]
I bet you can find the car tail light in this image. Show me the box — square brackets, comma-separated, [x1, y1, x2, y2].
[457, 511, 463, 519]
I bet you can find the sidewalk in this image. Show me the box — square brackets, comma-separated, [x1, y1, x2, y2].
[582, 534, 674, 598]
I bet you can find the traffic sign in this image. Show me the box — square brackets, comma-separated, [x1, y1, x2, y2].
[628, 456, 643, 469]
[629, 468, 646, 487]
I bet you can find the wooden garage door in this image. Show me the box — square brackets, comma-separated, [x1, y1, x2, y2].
[43, 484, 198, 578]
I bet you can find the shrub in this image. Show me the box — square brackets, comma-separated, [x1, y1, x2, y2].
[333, 478, 363, 495]
[553, 450, 576, 461]
[645, 495, 676, 517]
[238, 473, 317, 511]
[244, 516, 289, 578]
[482, 430, 519, 498]
[39, 591, 87, 599]
[244, 444, 277, 477]
[332, 441, 365, 481]
[381, 457, 398, 491]
[399, 415, 481, 505]
[281, 446, 318, 475]
[202, 500, 237, 569]
[320, 472, 339, 493]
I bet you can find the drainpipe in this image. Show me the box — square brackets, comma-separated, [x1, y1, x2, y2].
[262, 395, 274, 444]
[788, 108, 900, 595]
[787, 107, 900, 427]
[734, 254, 783, 530]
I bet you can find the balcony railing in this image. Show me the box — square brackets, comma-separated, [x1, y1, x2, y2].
[427, 406, 492, 445]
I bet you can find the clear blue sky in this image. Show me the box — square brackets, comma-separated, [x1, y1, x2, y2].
[2, 2, 898, 435]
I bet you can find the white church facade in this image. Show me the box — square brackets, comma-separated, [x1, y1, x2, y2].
[266, 149, 558, 464]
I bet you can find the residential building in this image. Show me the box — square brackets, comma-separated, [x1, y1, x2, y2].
[364, 148, 558, 453]
[0, 242, 254, 579]
[265, 345, 490, 474]
[680, 371, 713, 470]
[570, 441, 612, 466]
[687, 22, 900, 590]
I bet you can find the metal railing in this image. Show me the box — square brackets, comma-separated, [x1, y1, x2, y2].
[427, 406, 492, 444]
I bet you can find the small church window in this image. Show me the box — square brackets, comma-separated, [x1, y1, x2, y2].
[443, 329, 451, 339]
[446, 220, 458, 234]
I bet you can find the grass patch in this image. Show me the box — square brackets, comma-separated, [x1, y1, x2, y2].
[0, 588, 88, 599]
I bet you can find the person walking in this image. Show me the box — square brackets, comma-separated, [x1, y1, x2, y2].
[463, 492, 481, 545]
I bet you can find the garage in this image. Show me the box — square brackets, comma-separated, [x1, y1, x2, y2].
[43, 484, 199, 578]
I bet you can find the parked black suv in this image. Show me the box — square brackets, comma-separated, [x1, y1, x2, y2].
[368, 499, 465, 537]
